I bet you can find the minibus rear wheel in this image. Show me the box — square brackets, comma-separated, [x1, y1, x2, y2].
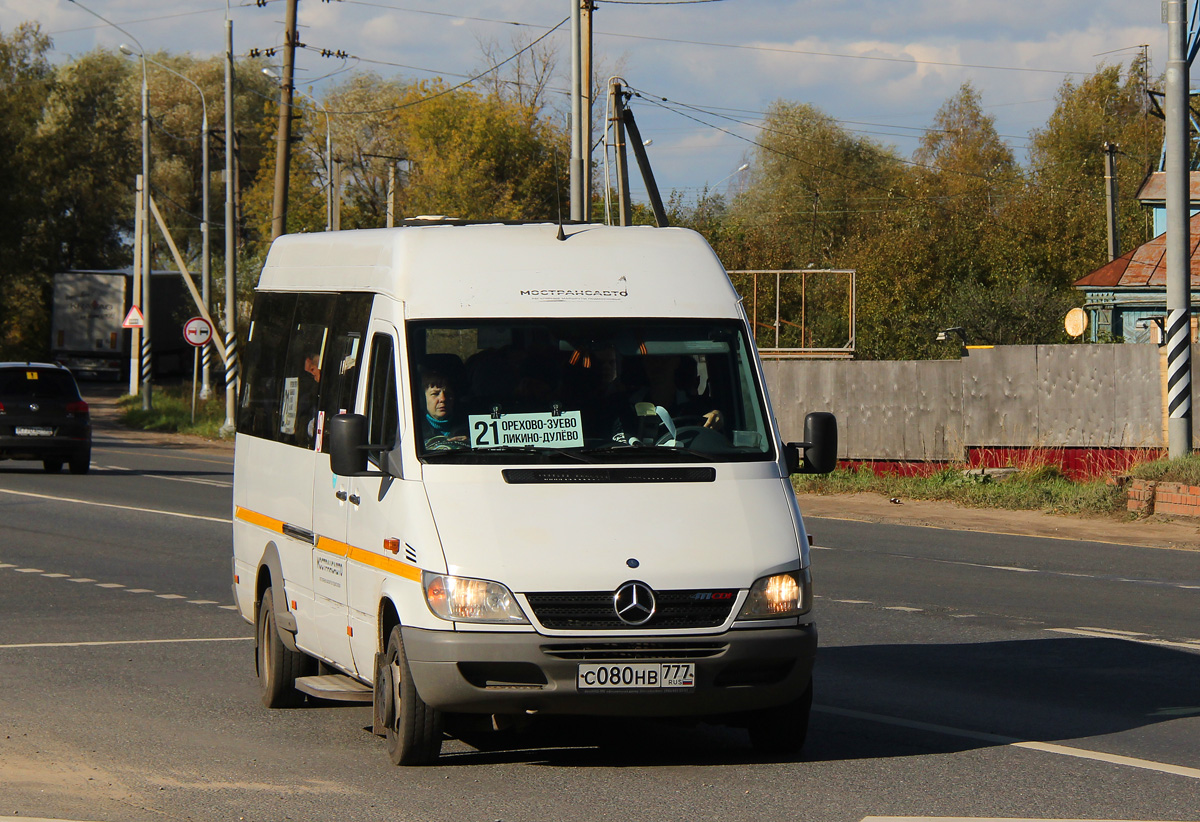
[382, 625, 443, 765]
[747, 678, 813, 756]
[257, 588, 309, 708]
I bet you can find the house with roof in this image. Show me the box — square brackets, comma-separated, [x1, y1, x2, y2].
[1073, 171, 1200, 343]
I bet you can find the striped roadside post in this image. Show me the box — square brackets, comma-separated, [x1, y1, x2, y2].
[1166, 0, 1193, 458]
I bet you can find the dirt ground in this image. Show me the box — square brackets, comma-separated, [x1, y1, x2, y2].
[82, 387, 1200, 553]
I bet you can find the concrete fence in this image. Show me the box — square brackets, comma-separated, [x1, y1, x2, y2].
[762, 344, 1184, 466]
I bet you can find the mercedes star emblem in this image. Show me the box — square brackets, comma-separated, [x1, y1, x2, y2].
[613, 581, 656, 626]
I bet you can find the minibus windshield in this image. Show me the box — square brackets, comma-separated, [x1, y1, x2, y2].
[409, 319, 775, 463]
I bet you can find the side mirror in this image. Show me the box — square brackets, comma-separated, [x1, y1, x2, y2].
[329, 413, 388, 477]
[785, 411, 838, 475]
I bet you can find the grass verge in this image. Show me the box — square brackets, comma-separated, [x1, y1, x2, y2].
[792, 464, 1125, 517]
[118, 384, 232, 440]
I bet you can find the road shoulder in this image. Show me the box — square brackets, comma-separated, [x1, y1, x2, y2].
[797, 492, 1200, 552]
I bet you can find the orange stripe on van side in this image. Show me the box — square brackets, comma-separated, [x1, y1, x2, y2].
[235, 506, 282, 533]
[238, 507, 421, 583]
[346, 544, 422, 582]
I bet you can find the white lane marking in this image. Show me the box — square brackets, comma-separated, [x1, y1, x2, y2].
[832, 599, 872, 604]
[979, 564, 1036, 573]
[0, 636, 252, 650]
[0, 563, 14, 569]
[862, 818, 1155, 821]
[15, 568, 44, 573]
[41, 573, 69, 578]
[156, 594, 186, 600]
[126, 588, 153, 594]
[818, 705, 1200, 780]
[0, 487, 229, 524]
[68, 578, 95, 583]
[188, 600, 218, 605]
[95, 463, 232, 489]
[1072, 626, 1146, 636]
[883, 606, 923, 612]
[1048, 627, 1200, 652]
[96, 583, 124, 589]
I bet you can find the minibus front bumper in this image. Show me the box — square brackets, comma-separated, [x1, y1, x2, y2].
[401, 623, 817, 716]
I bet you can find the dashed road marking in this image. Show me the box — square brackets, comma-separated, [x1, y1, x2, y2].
[820, 600, 1200, 649]
[1, 560, 236, 612]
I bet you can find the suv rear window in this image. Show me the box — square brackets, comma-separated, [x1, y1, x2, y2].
[0, 368, 80, 398]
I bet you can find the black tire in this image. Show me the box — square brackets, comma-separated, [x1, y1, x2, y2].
[747, 679, 813, 756]
[256, 588, 310, 708]
[380, 625, 443, 765]
[42, 459, 63, 473]
[68, 449, 90, 475]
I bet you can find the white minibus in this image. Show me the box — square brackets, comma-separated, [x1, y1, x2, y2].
[231, 221, 836, 765]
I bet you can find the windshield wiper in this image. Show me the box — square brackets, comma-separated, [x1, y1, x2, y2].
[579, 443, 711, 461]
[424, 445, 594, 463]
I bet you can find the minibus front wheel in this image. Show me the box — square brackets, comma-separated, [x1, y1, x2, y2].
[380, 625, 444, 765]
[257, 588, 310, 708]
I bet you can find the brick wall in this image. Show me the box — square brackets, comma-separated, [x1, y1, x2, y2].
[1127, 479, 1200, 517]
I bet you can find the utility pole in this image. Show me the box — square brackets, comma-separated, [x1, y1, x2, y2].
[270, 0, 299, 240]
[612, 80, 632, 226]
[1165, 0, 1193, 458]
[569, 0, 583, 221]
[581, 0, 594, 221]
[1102, 141, 1120, 261]
[221, 9, 238, 435]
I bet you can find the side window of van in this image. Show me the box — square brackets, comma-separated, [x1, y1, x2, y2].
[279, 295, 335, 449]
[316, 294, 374, 451]
[238, 292, 297, 439]
[365, 333, 399, 462]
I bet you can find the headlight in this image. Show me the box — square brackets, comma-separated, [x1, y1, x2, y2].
[423, 573, 528, 623]
[737, 569, 811, 619]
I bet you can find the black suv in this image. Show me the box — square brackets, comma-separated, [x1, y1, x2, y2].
[0, 362, 92, 474]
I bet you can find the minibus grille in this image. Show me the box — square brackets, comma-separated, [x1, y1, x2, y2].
[541, 642, 728, 661]
[525, 590, 737, 630]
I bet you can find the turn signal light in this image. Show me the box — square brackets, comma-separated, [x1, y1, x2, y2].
[384, 538, 400, 555]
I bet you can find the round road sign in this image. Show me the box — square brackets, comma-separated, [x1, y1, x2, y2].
[183, 316, 214, 347]
[1064, 307, 1088, 338]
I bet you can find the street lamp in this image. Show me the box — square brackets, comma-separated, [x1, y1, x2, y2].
[264, 68, 333, 231]
[122, 45, 213, 399]
[699, 163, 749, 215]
[710, 163, 750, 192]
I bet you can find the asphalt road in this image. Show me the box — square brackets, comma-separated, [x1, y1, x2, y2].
[1, 417, 1198, 822]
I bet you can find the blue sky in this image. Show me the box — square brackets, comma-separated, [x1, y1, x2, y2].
[4, 1, 1164, 204]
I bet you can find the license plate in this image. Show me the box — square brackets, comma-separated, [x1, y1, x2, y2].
[577, 662, 695, 690]
[14, 427, 53, 437]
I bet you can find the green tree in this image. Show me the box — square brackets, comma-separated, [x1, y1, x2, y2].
[0, 22, 54, 358]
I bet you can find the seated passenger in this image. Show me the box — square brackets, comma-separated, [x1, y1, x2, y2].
[421, 369, 468, 450]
